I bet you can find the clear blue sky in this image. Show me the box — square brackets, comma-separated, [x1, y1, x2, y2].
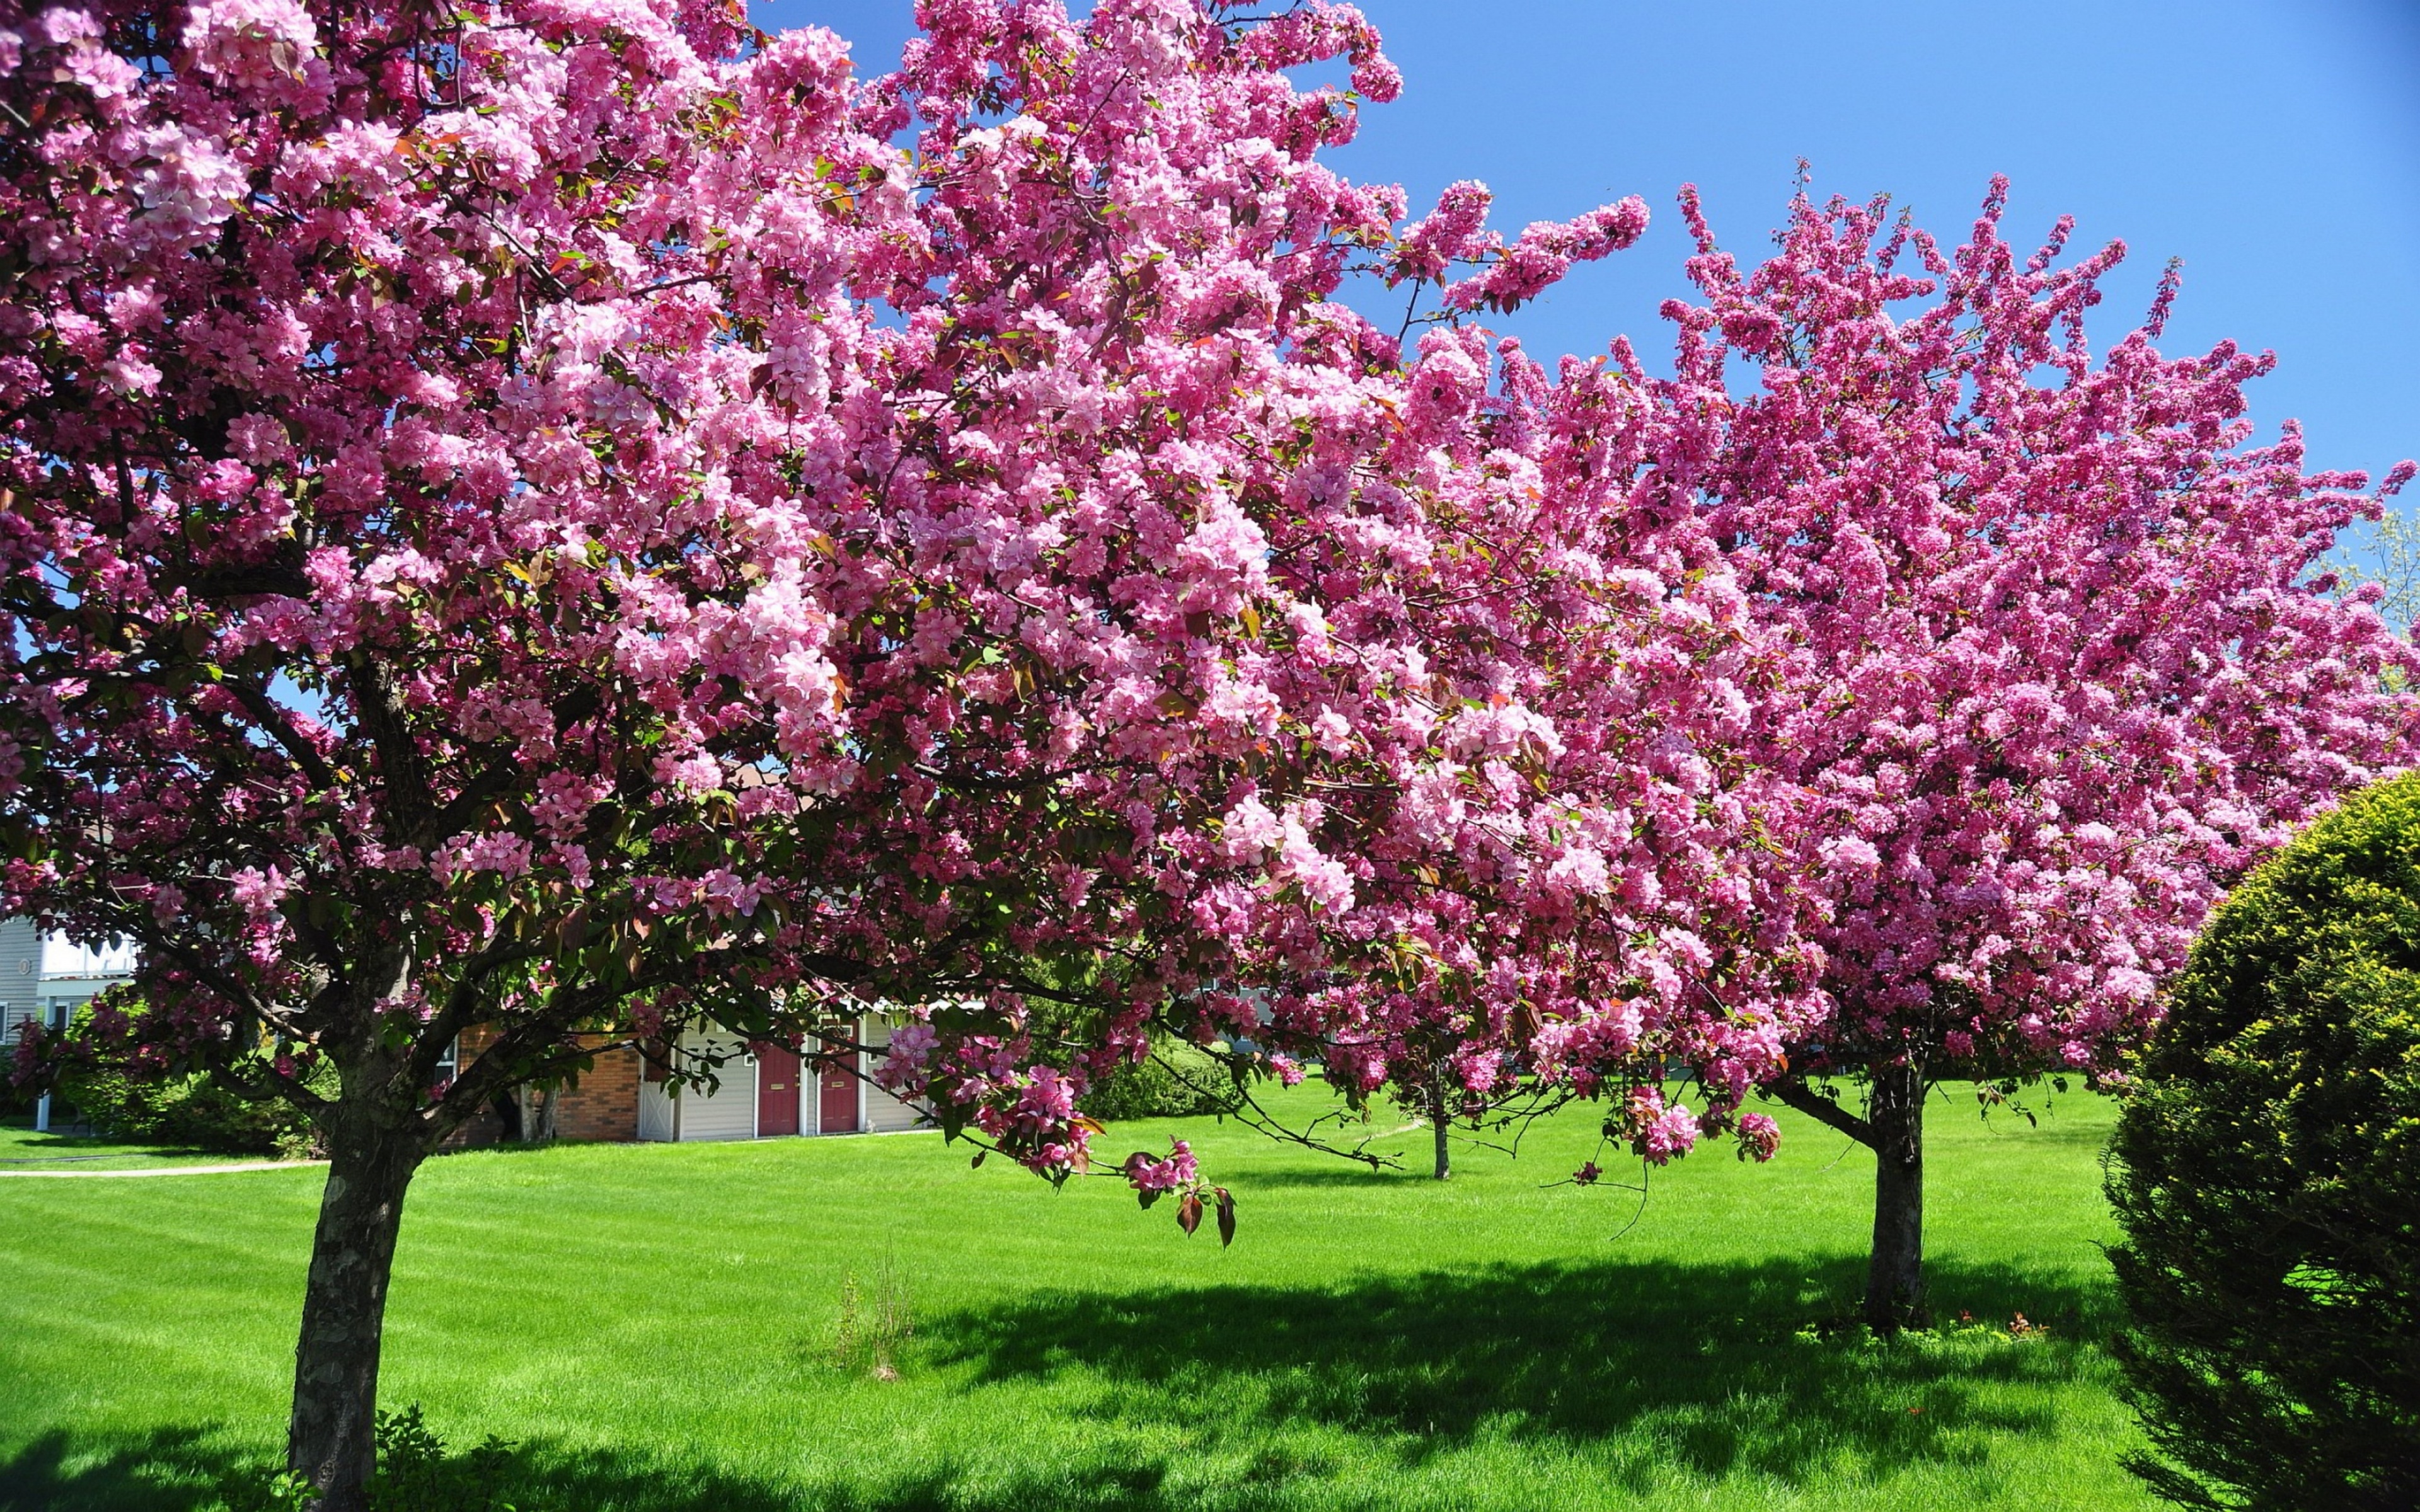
[759, 1, 2420, 495]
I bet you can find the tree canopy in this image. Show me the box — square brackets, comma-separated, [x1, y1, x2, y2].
[3, 0, 2413, 1501]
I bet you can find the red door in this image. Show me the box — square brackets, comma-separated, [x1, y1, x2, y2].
[754, 1043, 800, 1137]
[818, 1026, 859, 1134]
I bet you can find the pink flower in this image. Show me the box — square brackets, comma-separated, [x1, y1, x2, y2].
[700, 868, 762, 918]
[1641, 1104, 1700, 1164]
[1392, 180, 1494, 282]
[1453, 1046, 1503, 1094]
[1221, 794, 1282, 862]
[655, 753, 722, 795]
[1278, 803, 1354, 913]
[1014, 1067, 1077, 1130]
[1735, 1113, 1781, 1162]
[228, 866, 287, 921]
[183, 0, 316, 85]
[1122, 1139, 1200, 1193]
[98, 354, 162, 396]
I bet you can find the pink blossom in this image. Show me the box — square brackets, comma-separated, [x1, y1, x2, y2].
[1734, 1113, 1781, 1162]
[1641, 1104, 1700, 1164]
[183, 0, 317, 88]
[1122, 1139, 1200, 1193]
[1013, 1067, 1078, 1131]
[228, 866, 287, 920]
[1453, 1046, 1504, 1094]
[1220, 794, 1282, 862]
[1391, 180, 1494, 282]
[24, 6, 2397, 1450]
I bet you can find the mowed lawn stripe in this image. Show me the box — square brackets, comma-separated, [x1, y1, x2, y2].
[0, 1087, 2155, 1511]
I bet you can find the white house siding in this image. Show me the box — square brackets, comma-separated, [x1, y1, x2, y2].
[2, 920, 134, 1046]
[635, 1076, 677, 1142]
[40, 975, 128, 1023]
[653, 1026, 758, 1142]
[1, 916, 38, 1048]
[863, 1089, 927, 1134]
[861, 1017, 930, 1134]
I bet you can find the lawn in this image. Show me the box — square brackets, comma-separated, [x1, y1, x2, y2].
[0, 1084, 2154, 1511]
[0, 1124, 280, 1172]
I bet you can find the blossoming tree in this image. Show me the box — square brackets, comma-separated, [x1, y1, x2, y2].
[1655, 182, 2420, 1327]
[0, 0, 1819, 1501]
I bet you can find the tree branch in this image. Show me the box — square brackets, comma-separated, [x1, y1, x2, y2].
[1761, 1075, 1877, 1148]
[221, 675, 339, 791]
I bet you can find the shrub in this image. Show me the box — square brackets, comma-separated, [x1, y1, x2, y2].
[368, 1405, 515, 1512]
[231, 1406, 514, 1512]
[64, 1065, 318, 1157]
[2105, 772, 2420, 1511]
[1079, 1038, 1240, 1122]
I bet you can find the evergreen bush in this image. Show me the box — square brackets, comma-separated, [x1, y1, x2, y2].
[2106, 773, 2420, 1509]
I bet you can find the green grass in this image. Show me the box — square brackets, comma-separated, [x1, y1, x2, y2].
[0, 1085, 2154, 1511]
[0, 1123, 269, 1171]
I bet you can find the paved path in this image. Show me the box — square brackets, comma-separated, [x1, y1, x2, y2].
[0, 1160, 326, 1179]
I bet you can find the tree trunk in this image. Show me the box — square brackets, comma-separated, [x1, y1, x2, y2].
[1863, 1057, 1927, 1331]
[1427, 1067, 1451, 1181]
[287, 1109, 425, 1511]
[518, 1084, 558, 1142]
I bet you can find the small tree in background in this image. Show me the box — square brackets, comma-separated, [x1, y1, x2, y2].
[1652, 182, 2419, 1328]
[2107, 771, 2420, 1511]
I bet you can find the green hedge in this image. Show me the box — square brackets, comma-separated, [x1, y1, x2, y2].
[2106, 772, 2420, 1511]
[59, 1063, 321, 1157]
[1079, 1038, 1240, 1122]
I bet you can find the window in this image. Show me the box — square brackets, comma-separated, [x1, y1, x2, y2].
[431, 1035, 459, 1091]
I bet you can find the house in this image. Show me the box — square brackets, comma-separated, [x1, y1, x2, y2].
[450, 1016, 930, 1145]
[2, 912, 928, 1145]
[1, 919, 137, 1130]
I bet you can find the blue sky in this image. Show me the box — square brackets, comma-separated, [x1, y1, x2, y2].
[760, 0, 2420, 498]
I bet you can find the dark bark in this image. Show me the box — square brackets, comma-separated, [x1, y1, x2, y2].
[1862, 1057, 1927, 1331]
[1427, 1067, 1451, 1181]
[286, 1106, 427, 1512]
[1763, 1058, 1930, 1332]
[1763, 1076, 1874, 1146]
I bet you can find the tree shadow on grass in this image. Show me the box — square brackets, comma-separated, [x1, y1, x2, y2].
[921, 1254, 2124, 1488]
[0, 1428, 233, 1512]
[1225, 1164, 1418, 1188]
[0, 1428, 1143, 1512]
[3, 1256, 2126, 1511]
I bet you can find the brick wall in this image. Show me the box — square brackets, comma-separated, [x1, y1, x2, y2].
[441, 1026, 638, 1146]
[552, 1042, 639, 1142]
